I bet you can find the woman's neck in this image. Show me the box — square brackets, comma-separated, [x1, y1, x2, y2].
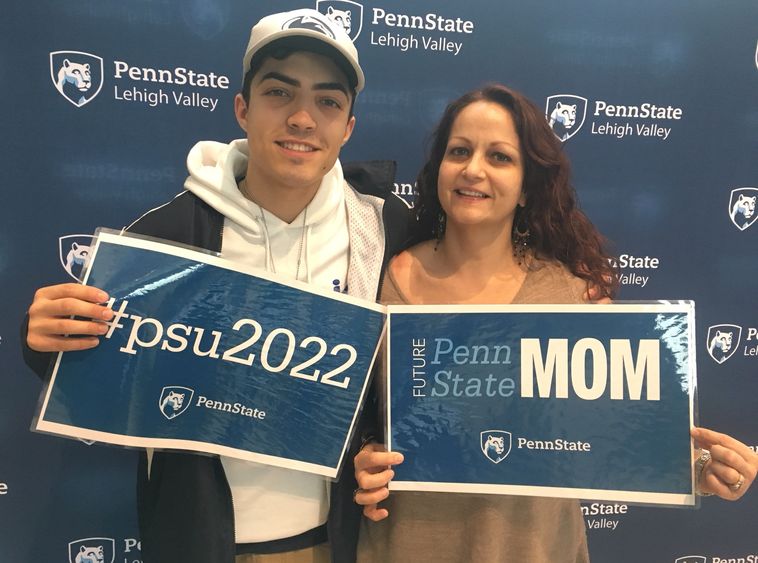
[404, 222, 528, 305]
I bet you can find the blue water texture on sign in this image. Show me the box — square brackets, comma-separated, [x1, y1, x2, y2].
[389, 311, 692, 494]
[43, 241, 385, 469]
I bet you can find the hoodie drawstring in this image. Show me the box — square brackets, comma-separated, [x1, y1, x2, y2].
[256, 204, 309, 282]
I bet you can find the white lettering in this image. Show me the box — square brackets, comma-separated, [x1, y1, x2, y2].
[113, 60, 229, 89]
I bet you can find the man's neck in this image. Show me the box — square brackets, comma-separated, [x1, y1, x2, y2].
[239, 177, 318, 224]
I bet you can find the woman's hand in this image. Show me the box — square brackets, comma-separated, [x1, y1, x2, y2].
[692, 427, 757, 500]
[354, 442, 404, 521]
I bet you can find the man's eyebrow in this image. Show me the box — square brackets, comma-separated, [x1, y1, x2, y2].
[258, 71, 299, 87]
[314, 82, 349, 97]
[258, 72, 348, 98]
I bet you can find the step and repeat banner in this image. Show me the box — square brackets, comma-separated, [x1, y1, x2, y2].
[1, 1, 756, 561]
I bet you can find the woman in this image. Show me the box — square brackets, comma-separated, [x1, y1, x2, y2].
[353, 84, 757, 563]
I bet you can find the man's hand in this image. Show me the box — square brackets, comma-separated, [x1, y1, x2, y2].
[354, 443, 404, 521]
[27, 283, 113, 352]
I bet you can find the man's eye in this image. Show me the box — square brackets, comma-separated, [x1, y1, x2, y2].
[265, 88, 289, 97]
[320, 98, 342, 109]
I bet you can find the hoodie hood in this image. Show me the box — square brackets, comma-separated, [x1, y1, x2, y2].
[183, 139, 349, 284]
[183, 139, 345, 234]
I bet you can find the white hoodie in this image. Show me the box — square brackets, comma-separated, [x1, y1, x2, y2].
[184, 139, 350, 543]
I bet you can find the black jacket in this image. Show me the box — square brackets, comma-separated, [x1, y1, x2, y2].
[23, 161, 412, 563]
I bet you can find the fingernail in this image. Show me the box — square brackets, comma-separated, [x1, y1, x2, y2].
[98, 324, 109, 334]
[102, 309, 114, 320]
[97, 291, 109, 302]
[394, 453, 404, 463]
[388, 470, 395, 480]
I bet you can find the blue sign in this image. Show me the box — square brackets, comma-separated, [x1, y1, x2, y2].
[35, 230, 385, 478]
[387, 303, 697, 505]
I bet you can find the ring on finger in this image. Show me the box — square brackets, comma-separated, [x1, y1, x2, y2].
[729, 474, 745, 492]
[353, 487, 362, 502]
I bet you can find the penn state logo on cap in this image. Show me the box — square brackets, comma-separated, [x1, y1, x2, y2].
[50, 51, 103, 107]
[159, 386, 195, 420]
[545, 94, 588, 142]
[68, 537, 115, 563]
[282, 13, 336, 39]
[480, 430, 512, 464]
[728, 187, 758, 231]
[317, 0, 364, 42]
[706, 324, 742, 365]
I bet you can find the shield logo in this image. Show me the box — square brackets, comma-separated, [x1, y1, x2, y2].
[480, 430, 512, 464]
[675, 557, 706, 563]
[50, 51, 104, 108]
[728, 187, 758, 231]
[283, 13, 336, 39]
[159, 386, 195, 420]
[545, 94, 588, 142]
[59, 234, 95, 282]
[317, 0, 364, 41]
[68, 537, 115, 563]
[706, 324, 742, 365]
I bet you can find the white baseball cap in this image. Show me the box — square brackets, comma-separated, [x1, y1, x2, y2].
[242, 8, 364, 93]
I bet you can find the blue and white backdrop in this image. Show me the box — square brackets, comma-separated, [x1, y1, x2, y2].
[1, 1, 756, 561]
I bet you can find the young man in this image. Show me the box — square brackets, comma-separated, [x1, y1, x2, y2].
[23, 9, 410, 563]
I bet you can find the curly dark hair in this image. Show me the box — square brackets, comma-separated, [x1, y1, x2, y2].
[414, 84, 618, 298]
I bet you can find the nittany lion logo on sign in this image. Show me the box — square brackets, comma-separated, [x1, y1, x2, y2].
[674, 557, 706, 563]
[59, 234, 95, 281]
[159, 386, 195, 420]
[283, 13, 336, 39]
[50, 51, 104, 107]
[317, 0, 363, 41]
[545, 95, 588, 141]
[480, 430, 512, 464]
[68, 537, 115, 563]
[729, 187, 758, 231]
[706, 324, 742, 364]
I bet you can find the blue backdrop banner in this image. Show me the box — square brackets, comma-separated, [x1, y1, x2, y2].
[35, 231, 386, 478]
[387, 303, 696, 505]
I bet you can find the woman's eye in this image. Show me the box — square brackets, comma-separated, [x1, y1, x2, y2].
[448, 146, 469, 157]
[492, 152, 511, 163]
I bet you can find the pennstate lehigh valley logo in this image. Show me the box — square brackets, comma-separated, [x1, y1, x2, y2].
[59, 234, 95, 281]
[729, 187, 758, 231]
[317, 0, 363, 41]
[68, 537, 115, 563]
[545, 95, 587, 141]
[159, 386, 195, 420]
[480, 430, 512, 464]
[283, 12, 336, 39]
[50, 51, 104, 107]
[675, 557, 706, 563]
[707, 324, 742, 364]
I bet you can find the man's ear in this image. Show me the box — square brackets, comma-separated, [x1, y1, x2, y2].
[342, 115, 356, 146]
[234, 93, 249, 132]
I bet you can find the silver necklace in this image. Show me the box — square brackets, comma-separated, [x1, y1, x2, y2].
[240, 178, 308, 280]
